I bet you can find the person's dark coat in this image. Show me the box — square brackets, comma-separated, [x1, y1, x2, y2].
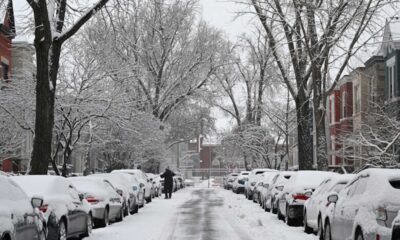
[161, 169, 175, 190]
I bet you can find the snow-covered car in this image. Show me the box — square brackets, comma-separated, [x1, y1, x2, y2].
[264, 171, 295, 213]
[258, 171, 280, 209]
[150, 175, 162, 197]
[11, 175, 92, 240]
[0, 175, 46, 240]
[252, 178, 265, 205]
[232, 171, 250, 194]
[324, 169, 400, 240]
[224, 173, 239, 190]
[245, 168, 277, 200]
[110, 172, 145, 208]
[112, 169, 152, 203]
[278, 171, 337, 226]
[69, 177, 124, 228]
[88, 173, 139, 215]
[303, 174, 354, 236]
[184, 178, 195, 187]
[392, 211, 400, 240]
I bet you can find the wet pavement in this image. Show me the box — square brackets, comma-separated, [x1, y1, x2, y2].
[170, 188, 253, 240]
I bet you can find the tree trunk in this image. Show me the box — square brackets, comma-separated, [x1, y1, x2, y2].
[30, 20, 52, 175]
[295, 95, 314, 170]
[315, 106, 329, 170]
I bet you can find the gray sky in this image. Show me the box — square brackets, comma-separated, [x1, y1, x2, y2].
[199, 0, 254, 40]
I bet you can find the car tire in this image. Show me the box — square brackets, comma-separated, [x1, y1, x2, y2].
[285, 206, 295, 226]
[355, 228, 364, 240]
[146, 196, 152, 203]
[318, 217, 324, 240]
[124, 202, 129, 216]
[58, 220, 67, 240]
[98, 208, 109, 228]
[116, 207, 124, 222]
[324, 221, 332, 240]
[80, 214, 93, 239]
[277, 207, 284, 221]
[271, 198, 277, 214]
[303, 211, 313, 233]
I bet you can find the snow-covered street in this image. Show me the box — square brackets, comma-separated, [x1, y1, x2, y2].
[84, 182, 317, 240]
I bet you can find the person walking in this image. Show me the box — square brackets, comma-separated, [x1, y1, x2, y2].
[160, 166, 175, 199]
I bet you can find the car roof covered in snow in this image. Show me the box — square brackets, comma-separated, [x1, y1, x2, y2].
[284, 171, 338, 192]
[11, 175, 70, 198]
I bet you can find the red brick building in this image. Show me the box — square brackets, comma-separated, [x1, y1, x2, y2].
[328, 75, 353, 166]
[0, 0, 16, 172]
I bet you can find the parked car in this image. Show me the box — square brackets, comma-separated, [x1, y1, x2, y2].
[0, 175, 46, 240]
[258, 171, 280, 209]
[88, 173, 139, 215]
[303, 174, 354, 236]
[245, 168, 277, 200]
[264, 171, 295, 214]
[69, 177, 124, 228]
[11, 175, 92, 240]
[224, 173, 239, 190]
[110, 172, 145, 208]
[278, 171, 337, 226]
[252, 178, 265, 205]
[112, 169, 152, 203]
[232, 171, 250, 194]
[151, 175, 162, 197]
[324, 168, 400, 240]
[392, 211, 400, 240]
[184, 178, 195, 187]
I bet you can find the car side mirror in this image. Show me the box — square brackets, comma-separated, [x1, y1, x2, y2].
[79, 193, 84, 201]
[31, 196, 43, 208]
[327, 194, 338, 204]
[116, 189, 123, 196]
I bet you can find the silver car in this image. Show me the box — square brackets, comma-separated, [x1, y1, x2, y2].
[69, 177, 124, 228]
[324, 168, 400, 240]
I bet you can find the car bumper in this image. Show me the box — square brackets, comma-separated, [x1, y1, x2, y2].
[236, 186, 245, 193]
[287, 204, 304, 219]
[91, 207, 106, 220]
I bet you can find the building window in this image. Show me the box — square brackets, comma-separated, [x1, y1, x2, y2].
[1, 62, 9, 81]
[388, 64, 396, 100]
[341, 92, 347, 118]
[354, 85, 361, 113]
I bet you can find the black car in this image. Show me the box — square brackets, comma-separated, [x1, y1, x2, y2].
[0, 175, 46, 240]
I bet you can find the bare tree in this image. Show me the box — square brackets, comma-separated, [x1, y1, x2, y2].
[26, 0, 110, 174]
[249, 0, 393, 170]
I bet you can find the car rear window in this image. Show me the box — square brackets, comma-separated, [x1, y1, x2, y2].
[255, 171, 265, 175]
[390, 180, 400, 189]
[284, 175, 291, 179]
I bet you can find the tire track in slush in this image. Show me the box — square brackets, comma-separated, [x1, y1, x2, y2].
[170, 188, 253, 240]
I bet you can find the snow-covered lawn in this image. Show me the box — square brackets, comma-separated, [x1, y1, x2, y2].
[84, 182, 318, 240]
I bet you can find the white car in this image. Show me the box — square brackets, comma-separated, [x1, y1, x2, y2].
[232, 171, 250, 194]
[324, 169, 400, 240]
[149, 174, 162, 197]
[89, 173, 139, 215]
[0, 175, 46, 240]
[246, 168, 277, 200]
[112, 169, 152, 203]
[303, 174, 354, 236]
[264, 171, 295, 213]
[224, 173, 239, 190]
[278, 171, 337, 226]
[11, 176, 92, 240]
[258, 171, 280, 208]
[69, 177, 124, 228]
